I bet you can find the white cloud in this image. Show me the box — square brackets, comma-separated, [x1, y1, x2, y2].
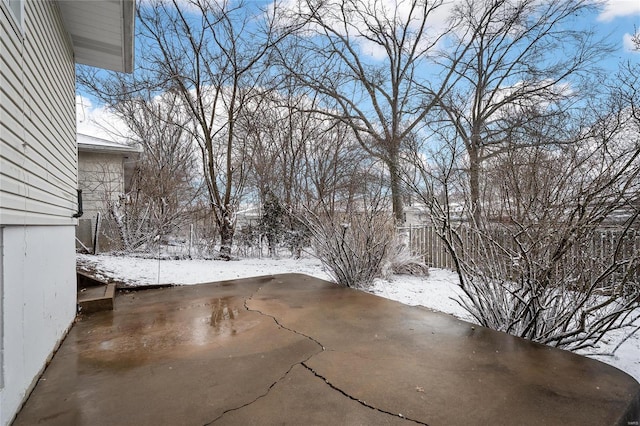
[597, 0, 640, 22]
[623, 32, 640, 52]
[76, 95, 130, 142]
[275, 0, 454, 61]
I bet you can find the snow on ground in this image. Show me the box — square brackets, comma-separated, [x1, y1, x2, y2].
[78, 254, 640, 382]
[370, 270, 472, 321]
[78, 254, 332, 285]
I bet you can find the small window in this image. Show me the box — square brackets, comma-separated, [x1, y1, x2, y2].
[3, 0, 24, 33]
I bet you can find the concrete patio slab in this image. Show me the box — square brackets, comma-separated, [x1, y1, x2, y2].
[13, 274, 640, 425]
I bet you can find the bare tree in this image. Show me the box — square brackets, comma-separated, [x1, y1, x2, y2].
[240, 85, 382, 255]
[239, 85, 315, 211]
[301, 121, 378, 213]
[406, 64, 640, 351]
[276, 0, 461, 223]
[631, 27, 640, 51]
[437, 0, 613, 223]
[613, 61, 640, 127]
[80, 0, 298, 258]
[75, 83, 203, 253]
[118, 93, 203, 251]
[138, 0, 286, 258]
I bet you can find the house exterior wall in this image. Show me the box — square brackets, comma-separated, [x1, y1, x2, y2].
[0, 1, 77, 424]
[0, 226, 76, 426]
[1, 0, 77, 226]
[76, 150, 128, 252]
[78, 150, 126, 218]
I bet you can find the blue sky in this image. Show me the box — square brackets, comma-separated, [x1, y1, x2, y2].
[77, 0, 639, 139]
[589, 0, 639, 64]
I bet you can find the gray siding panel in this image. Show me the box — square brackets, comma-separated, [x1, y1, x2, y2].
[77, 151, 126, 217]
[0, 1, 77, 226]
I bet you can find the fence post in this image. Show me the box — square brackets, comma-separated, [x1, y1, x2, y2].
[189, 223, 194, 258]
[409, 224, 415, 256]
[92, 212, 101, 254]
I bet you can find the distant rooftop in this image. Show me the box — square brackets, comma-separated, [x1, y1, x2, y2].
[77, 133, 142, 155]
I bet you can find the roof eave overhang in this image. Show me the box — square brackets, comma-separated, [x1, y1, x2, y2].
[78, 143, 142, 155]
[58, 0, 135, 73]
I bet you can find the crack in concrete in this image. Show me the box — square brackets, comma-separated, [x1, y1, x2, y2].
[243, 286, 327, 351]
[300, 361, 429, 426]
[206, 283, 429, 426]
[204, 284, 323, 425]
[204, 354, 317, 425]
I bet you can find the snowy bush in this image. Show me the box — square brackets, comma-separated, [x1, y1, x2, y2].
[384, 231, 430, 277]
[406, 83, 640, 351]
[301, 210, 395, 289]
[420, 205, 640, 351]
[451, 230, 640, 350]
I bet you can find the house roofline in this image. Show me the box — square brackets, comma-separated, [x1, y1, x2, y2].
[58, 0, 135, 73]
[77, 133, 142, 155]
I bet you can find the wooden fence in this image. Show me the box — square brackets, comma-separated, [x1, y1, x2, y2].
[399, 224, 640, 285]
[399, 225, 457, 270]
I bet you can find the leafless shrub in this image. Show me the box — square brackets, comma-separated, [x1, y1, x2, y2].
[409, 141, 640, 350]
[300, 207, 395, 289]
[384, 232, 430, 277]
[405, 63, 640, 351]
[447, 219, 640, 351]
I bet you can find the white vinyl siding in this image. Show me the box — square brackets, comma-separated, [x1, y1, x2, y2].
[77, 151, 126, 217]
[0, 0, 76, 226]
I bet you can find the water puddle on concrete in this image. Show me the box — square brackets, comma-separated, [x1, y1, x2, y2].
[210, 297, 239, 331]
[79, 296, 262, 371]
[206, 297, 262, 339]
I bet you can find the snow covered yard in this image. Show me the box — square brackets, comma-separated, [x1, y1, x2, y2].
[77, 254, 639, 382]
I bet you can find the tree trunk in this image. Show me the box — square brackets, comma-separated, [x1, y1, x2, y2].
[389, 157, 404, 224]
[468, 146, 481, 226]
[218, 208, 235, 260]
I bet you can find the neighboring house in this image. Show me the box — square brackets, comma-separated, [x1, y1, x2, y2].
[76, 133, 141, 252]
[235, 203, 262, 229]
[403, 202, 430, 227]
[0, 1, 134, 424]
